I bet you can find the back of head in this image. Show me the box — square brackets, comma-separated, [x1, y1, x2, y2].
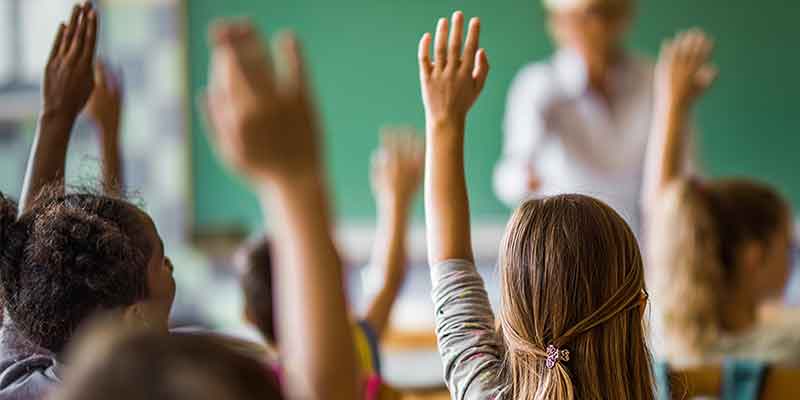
[235, 236, 275, 341]
[498, 194, 653, 400]
[0, 189, 151, 353]
[52, 322, 283, 400]
[649, 178, 789, 363]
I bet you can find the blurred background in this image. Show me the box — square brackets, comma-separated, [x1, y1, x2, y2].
[0, 0, 798, 391]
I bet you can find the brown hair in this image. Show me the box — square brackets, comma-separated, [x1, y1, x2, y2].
[52, 321, 283, 400]
[498, 194, 653, 400]
[649, 178, 790, 362]
[235, 236, 275, 341]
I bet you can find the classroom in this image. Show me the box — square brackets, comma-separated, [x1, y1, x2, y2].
[0, 0, 798, 399]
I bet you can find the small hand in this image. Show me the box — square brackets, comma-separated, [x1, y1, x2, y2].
[86, 61, 124, 146]
[43, 3, 98, 123]
[205, 21, 321, 183]
[656, 29, 717, 108]
[418, 11, 489, 127]
[371, 127, 424, 212]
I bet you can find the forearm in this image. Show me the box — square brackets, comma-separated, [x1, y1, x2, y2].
[364, 204, 410, 337]
[99, 124, 123, 195]
[264, 173, 359, 400]
[643, 100, 690, 208]
[425, 119, 474, 265]
[19, 112, 74, 213]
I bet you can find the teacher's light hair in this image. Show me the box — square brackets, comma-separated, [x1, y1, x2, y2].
[497, 194, 654, 400]
[544, 0, 634, 15]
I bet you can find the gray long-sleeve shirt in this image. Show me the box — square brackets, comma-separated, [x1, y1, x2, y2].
[431, 259, 507, 400]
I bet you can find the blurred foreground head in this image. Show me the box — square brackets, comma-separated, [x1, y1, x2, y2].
[50, 321, 283, 400]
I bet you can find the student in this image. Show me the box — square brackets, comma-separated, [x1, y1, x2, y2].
[419, 11, 653, 400]
[235, 132, 420, 400]
[236, 130, 423, 354]
[644, 30, 800, 367]
[203, 20, 360, 399]
[49, 321, 283, 400]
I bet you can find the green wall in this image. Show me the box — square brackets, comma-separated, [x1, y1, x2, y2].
[188, 0, 800, 233]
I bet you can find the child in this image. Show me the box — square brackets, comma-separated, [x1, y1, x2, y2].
[419, 11, 654, 400]
[644, 30, 799, 366]
[204, 20, 361, 399]
[50, 321, 283, 400]
[235, 131, 422, 394]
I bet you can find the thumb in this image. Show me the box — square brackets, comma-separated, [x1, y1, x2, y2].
[695, 65, 718, 90]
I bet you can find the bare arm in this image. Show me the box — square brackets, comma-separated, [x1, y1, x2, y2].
[20, 3, 97, 213]
[86, 61, 124, 195]
[419, 12, 489, 265]
[205, 22, 358, 400]
[364, 130, 423, 337]
[642, 29, 716, 209]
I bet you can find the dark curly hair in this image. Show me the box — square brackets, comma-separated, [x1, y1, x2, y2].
[0, 190, 152, 354]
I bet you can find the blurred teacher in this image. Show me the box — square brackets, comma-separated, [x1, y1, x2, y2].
[494, 0, 653, 232]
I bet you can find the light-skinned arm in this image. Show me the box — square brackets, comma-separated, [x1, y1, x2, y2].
[364, 129, 423, 337]
[419, 11, 489, 265]
[20, 3, 97, 213]
[642, 29, 716, 208]
[204, 22, 358, 400]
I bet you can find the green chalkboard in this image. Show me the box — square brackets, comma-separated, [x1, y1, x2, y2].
[188, 0, 800, 234]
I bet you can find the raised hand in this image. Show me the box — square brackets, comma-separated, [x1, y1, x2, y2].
[20, 2, 99, 213]
[418, 11, 489, 127]
[205, 21, 320, 183]
[656, 29, 717, 109]
[43, 3, 98, 124]
[86, 61, 124, 145]
[371, 128, 424, 213]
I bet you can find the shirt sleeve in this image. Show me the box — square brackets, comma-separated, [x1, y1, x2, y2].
[494, 64, 553, 208]
[431, 259, 506, 400]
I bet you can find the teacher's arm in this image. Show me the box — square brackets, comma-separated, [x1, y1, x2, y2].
[493, 65, 550, 208]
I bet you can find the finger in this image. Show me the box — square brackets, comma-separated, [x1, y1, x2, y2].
[434, 17, 448, 70]
[48, 24, 67, 64]
[226, 23, 276, 95]
[277, 31, 308, 98]
[447, 11, 464, 71]
[93, 61, 105, 88]
[473, 48, 489, 93]
[60, 4, 81, 55]
[461, 18, 481, 72]
[81, 9, 98, 66]
[418, 33, 432, 78]
[695, 65, 718, 90]
[66, 6, 90, 63]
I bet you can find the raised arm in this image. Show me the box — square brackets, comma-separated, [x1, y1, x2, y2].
[642, 29, 716, 208]
[204, 22, 358, 400]
[20, 3, 97, 213]
[419, 12, 489, 265]
[364, 129, 423, 337]
[85, 61, 125, 195]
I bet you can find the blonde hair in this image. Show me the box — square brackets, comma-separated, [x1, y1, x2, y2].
[543, 0, 634, 14]
[649, 178, 789, 363]
[498, 194, 654, 400]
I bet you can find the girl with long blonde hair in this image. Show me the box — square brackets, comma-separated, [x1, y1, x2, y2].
[643, 29, 797, 367]
[418, 11, 654, 399]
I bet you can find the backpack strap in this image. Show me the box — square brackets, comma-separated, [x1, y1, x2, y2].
[654, 361, 673, 400]
[721, 359, 768, 400]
